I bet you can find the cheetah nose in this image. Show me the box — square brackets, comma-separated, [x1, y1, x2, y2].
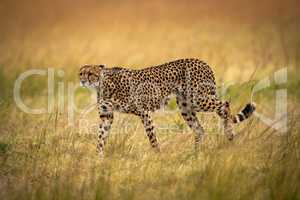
[80, 81, 85, 87]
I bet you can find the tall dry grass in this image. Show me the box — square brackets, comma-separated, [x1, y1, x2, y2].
[0, 0, 299, 199]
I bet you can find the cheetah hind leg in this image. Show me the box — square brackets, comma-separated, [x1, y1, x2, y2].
[216, 101, 236, 140]
[176, 96, 205, 151]
[192, 96, 236, 141]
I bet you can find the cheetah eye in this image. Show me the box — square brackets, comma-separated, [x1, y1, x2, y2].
[88, 72, 92, 76]
[80, 72, 82, 76]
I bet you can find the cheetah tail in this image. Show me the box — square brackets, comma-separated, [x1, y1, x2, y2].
[232, 102, 256, 123]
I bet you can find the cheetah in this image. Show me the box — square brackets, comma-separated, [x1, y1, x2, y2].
[79, 58, 255, 157]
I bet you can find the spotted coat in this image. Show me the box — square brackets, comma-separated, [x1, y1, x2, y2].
[79, 58, 255, 157]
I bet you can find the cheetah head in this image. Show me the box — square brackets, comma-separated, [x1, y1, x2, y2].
[79, 64, 105, 88]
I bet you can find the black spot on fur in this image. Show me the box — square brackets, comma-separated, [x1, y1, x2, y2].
[146, 127, 154, 132]
[181, 113, 188, 117]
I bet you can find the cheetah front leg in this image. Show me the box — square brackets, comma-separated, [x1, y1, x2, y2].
[139, 111, 160, 152]
[97, 101, 114, 158]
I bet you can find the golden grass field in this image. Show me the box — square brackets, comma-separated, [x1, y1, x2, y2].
[0, 0, 299, 199]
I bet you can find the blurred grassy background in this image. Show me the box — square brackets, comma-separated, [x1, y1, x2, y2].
[0, 0, 299, 199]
